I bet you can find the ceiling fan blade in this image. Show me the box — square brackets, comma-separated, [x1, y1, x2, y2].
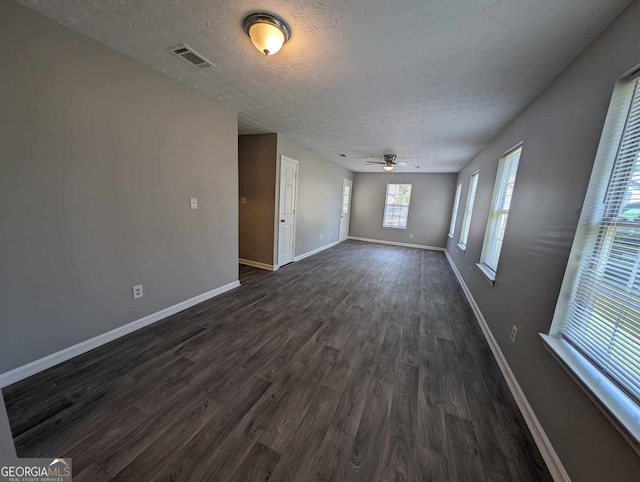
[396, 162, 420, 168]
[364, 161, 386, 165]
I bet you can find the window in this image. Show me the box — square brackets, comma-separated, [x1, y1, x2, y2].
[383, 183, 412, 229]
[449, 182, 462, 237]
[479, 146, 522, 278]
[547, 75, 640, 449]
[458, 172, 479, 249]
[342, 183, 351, 215]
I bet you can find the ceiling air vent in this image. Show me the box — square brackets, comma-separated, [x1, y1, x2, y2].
[170, 44, 213, 69]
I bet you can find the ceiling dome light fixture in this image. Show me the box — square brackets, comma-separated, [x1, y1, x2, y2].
[383, 164, 395, 172]
[243, 13, 291, 56]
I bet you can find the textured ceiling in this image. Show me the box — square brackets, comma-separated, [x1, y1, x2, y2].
[17, 0, 633, 172]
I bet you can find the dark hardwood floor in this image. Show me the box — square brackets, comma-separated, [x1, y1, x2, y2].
[3, 240, 551, 481]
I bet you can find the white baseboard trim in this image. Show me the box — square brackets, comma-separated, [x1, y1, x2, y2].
[239, 258, 279, 271]
[294, 240, 341, 262]
[348, 236, 445, 252]
[444, 250, 570, 482]
[0, 280, 241, 389]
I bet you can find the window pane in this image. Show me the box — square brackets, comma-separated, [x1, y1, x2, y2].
[480, 146, 522, 273]
[342, 185, 351, 214]
[449, 182, 462, 237]
[554, 77, 640, 404]
[459, 173, 479, 247]
[383, 183, 412, 228]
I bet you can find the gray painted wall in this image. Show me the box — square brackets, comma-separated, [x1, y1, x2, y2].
[0, 392, 15, 457]
[238, 134, 278, 265]
[276, 135, 354, 260]
[350, 173, 457, 248]
[0, 1, 239, 374]
[446, 2, 640, 480]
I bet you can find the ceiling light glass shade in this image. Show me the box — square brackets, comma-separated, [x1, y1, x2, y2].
[249, 22, 285, 55]
[383, 165, 395, 171]
[244, 13, 291, 56]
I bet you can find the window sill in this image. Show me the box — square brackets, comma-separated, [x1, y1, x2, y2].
[382, 226, 407, 230]
[540, 334, 640, 456]
[475, 263, 496, 285]
[457, 243, 467, 252]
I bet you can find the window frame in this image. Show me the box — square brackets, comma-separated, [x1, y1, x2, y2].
[382, 183, 412, 230]
[458, 171, 479, 251]
[478, 144, 523, 282]
[544, 74, 640, 454]
[449, 182, 463, 238]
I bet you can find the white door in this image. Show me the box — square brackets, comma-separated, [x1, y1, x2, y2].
[339, 178, 353, 242]
[278, 156, 298, 266]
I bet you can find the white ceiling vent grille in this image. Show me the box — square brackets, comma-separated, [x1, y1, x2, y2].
[170, 44, 213, 69]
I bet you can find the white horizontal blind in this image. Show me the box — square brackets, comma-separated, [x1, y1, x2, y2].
[383, 183, 412, 228]
[459, 172, 479, 248]
[449, 182, 462, 237]
[481, 146, 522, 273]
[561, 77, 640, 403]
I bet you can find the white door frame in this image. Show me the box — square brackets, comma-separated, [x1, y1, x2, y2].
[277, 155, 299, 266]
[339, 178, 353, 242]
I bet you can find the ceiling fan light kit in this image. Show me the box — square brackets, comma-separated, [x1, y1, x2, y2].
[243, 13, 291, 56]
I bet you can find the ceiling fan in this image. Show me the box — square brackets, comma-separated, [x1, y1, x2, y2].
[363, 154, 419, 172]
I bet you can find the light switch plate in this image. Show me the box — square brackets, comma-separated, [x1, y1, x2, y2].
[240, 197, 247, 204]
[190, 198, 198, 209]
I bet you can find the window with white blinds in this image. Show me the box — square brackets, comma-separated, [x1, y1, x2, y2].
[458, 172, 479, 249]
[480, 146, 522, 274]
[449, 182, 462, 237]
[551, 76, 640, 409]
[383, 183, 412, 229]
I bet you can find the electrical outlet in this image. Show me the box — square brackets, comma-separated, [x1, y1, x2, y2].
[510, 325, 518, 343]
[409, 233, 414, 239]
[318, 233, 324, 241]
[190, 198, 198, 209]
[133, 285, 143, 300]
[240, 197, 247, 205]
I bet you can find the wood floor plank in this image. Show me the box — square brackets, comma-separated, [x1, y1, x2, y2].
[230, 442, 281, 481]
[72, 463, 112, 482]
[415, 445, 450, 482]
[373, 323, 402, 383]
[463, 372, 512, 482]
[100, 392, 214, 477]
[400, 333, 419, 367]
[382, 362, 419, 482]
[268, 385, 339, 482]
[329, 360, 374, 437]
[3, 241, 552, 482]
[347, 377, 394, 482]
[417, 350, 447, 456]
[63, 405, 144, 474]
[306, 427, 355, 482]
[259, 346, 338, 453]
[444, 412, 485, 482]
[111, 397, 222, 480]
[149, 376, 271, 482]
